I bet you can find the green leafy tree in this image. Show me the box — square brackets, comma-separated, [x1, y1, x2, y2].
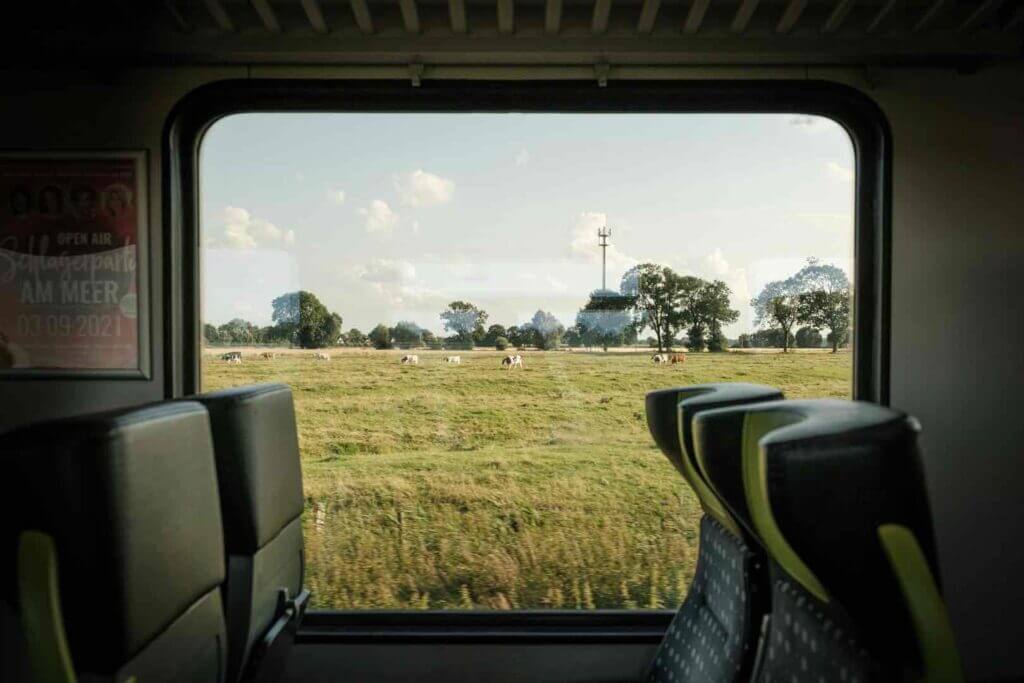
[271, 291, 342, 348]
[688, 280, 739, 351]
[439, 301, 488, 345]
[217, 318, 256, 345]
[527, 310, 565, 350]
[344, 328, 367, 346]
[620, 264, 677, 352]
[737, 333, 752, 349]
[707, 324, 730, 352]
[797, 290, 852, 352]
[391, 320, 424, 346]
[505, 325, 525, 348]
[576, 288, 635, 350]
[795, 326, 823, 348]
[368, 323, 392, 350]
[768, 296, 799, 353]
[482, 324, 507, 347]
[495, 336, 510, 351]
[203, 323, 221, 345]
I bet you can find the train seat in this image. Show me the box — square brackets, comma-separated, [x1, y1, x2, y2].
[694, 399, 963, 682]
[643, 383, 784, 682]
[191, 384, 309, 683]
[2, 402, 227, 683]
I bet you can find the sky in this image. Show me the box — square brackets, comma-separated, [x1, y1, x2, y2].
[201, 112, 854, 338]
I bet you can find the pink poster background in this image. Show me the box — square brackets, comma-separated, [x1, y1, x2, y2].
[0, 156, 141, 371]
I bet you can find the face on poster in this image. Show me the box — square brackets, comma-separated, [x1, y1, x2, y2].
[0, 153, 147, 374]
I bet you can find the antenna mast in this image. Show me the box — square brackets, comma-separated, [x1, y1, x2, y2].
[597, 225, 612, 290]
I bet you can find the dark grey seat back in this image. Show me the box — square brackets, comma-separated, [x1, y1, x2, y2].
[2, 401, 227, 683]
[192, 383, 307, 683]
[643, 383, 783, 683]
[695, 399, 962, 682]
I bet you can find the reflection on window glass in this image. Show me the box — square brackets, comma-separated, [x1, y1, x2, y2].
[200, 113, 855, 609]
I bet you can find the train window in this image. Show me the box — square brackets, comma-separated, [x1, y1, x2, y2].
[199, 112, 855, 610]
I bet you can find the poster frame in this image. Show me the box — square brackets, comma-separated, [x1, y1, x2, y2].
[0, 149, 151, 380]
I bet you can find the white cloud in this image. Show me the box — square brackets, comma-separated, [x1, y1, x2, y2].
[207, 206, 295, 249]
[360, 258, 416, 284]
[515, 149, 531, 167]
[359, 199, 399, 234]
[326, 188, 346, 205]
[568, 212, 637, 272]
[394, 169, 455, 207]
[825, 161, 854, 183]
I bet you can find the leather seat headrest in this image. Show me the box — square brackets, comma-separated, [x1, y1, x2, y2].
[1, 401, 225, 674]
[192, 383, 304, 554]
[645, 383, 783, 536]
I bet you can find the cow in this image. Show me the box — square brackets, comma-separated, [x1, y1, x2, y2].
[652, 354, 668, 363]
[261, 351, 277, 360]
[443, 355, 461, 364]
[501, 354, 523, 370]
[670, 353, 686, 365]
[314, 352, 331, 361]
[227, 356, 242, 365]
[221, 351, 242, 362]
[401, 355, 419, 364]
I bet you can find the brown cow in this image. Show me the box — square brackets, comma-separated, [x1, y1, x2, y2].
[670, 353, 686, 365]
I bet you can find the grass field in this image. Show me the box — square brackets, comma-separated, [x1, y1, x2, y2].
[201, 348, 851, 611]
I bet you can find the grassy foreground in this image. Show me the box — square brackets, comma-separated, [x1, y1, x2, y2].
[201, 348, 850, 610]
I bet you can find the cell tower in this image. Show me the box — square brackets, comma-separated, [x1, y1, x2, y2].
[597, 225, 612, 290]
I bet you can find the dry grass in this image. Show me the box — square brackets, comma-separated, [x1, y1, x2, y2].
[201, 348, 851, 610]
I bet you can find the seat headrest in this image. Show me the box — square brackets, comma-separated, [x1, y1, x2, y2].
[1, 402, 225, 674]
[695, 399, 939, 662]
[645, 383, 783, 536]
[192, 384, 304, 554]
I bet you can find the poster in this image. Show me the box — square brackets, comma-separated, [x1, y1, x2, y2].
[0, 152, 148, 376]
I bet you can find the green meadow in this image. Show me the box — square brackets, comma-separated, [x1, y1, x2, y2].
[201, 348, 850, 610]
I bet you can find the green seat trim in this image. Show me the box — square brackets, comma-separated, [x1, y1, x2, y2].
[877, 524, 964, 683]
[741, 410, 829, 603]
[18, 530, 77, 683]
[676, 389, 743, 537]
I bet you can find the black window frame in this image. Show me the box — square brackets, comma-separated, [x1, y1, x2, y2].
[164, 79, 890, 639]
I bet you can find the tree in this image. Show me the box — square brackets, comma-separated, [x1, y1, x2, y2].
[707, 324, 730, 352]
[737, 333, 752, 349]
[203, 323, 220, 345]
[768, 296, 799, 353]
[391, 320, 424, 346]
[506, 325, 526, 348]
[795, 326, 823, 348]
[271, 291, 342, 348]
[345, 328, 367, 346]
[439, 301, 488, 345]
[421, 330, 438, 347]
[576, 288, 635, 350]
[218, 318, 256, 345]
[369, 323, 392, 350]
[689, 280, 740, 351]
[797, 289, 851, 352]
[527, 310, 565, 350]
[482, 324, 507, 347]
[751, 328, 793, 348]
[621, 263, 677, 352]
[495, 336, 510, 351]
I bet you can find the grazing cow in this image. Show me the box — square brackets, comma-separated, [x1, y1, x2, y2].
[652, 354, 669, 363]
[314, 352, 331, 361]
[501, 354, 523, 370]
[227, 356, 242, 365]
[221, 351, 242, 362]
[261, 351, 277, 360]
[443, 355, 461, 364]
[401, 354, 419, 364]
[670, 353, 686, 365]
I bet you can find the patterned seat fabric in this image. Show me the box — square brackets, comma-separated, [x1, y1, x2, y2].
[647, 515, 761, 683]
[758, 576, 879, 683]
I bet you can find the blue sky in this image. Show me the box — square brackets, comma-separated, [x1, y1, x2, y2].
[201, 112, 854, 337]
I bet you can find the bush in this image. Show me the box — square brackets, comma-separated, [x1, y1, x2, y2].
[795, 326, 823, 348]
[495, 336, 510, 351]
[707, 328, 730, 352]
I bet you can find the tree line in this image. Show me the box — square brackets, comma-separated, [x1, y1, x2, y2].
[204, 258, 851, 353]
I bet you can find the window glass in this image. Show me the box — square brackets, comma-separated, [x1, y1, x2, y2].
[200, 113, 855, 609]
